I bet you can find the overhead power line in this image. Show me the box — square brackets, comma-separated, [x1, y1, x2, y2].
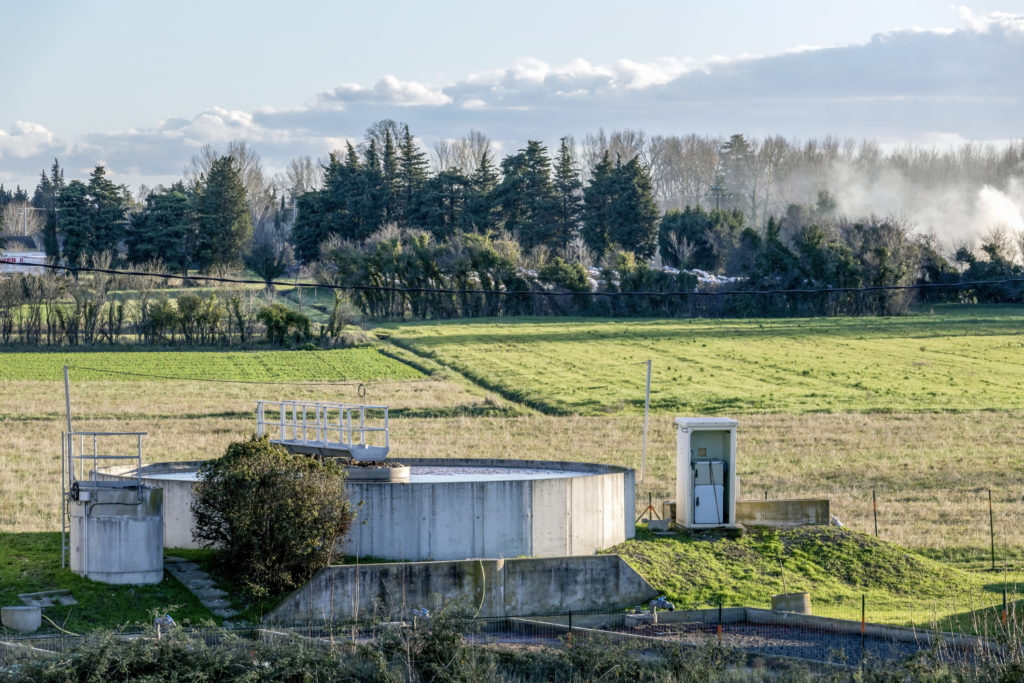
[25, 261, 1024, 298]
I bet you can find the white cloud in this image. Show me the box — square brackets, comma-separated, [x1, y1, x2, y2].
[0, 121, 56, 159]
[321, 75, 451, 107]
[956, 6, 1024, 33]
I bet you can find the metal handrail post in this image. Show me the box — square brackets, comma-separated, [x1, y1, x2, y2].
[359, 407, 365, 446]
[385, 408, 390, 449]
[61, 432, 66, 569]
[137, 433, 143, 497]
[279, 403, 285, 441]
[92, 434, 98, 481]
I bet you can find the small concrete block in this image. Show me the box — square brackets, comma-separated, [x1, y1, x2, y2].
[646, 519, 670, 532]
[172, 571, 210, 583]
[212, 608, 239, 618]
[2, 606, 42, 633]
[202, 599, 233, 610]
[18, 590, 78, 607]
[165, 561, 201, 573]
[624, 612, 654, 628]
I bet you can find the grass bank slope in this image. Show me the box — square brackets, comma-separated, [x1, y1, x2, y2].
[611, 526, 1014, 628]
[382, 305, 1024, 415]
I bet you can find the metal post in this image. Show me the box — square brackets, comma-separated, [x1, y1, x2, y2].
[989, 488, 996, 571]
[567, 610, 573, 648]
[861, 594, 866, 656]
[640, 360, 651, 483]
[61, 433, 66, 568]
[872, 490, 878, 538]
[717, 602, 722, 640]
[64, 365, 73, 436]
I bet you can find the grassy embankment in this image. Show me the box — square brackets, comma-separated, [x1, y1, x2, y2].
[2, 304, 1024, 633]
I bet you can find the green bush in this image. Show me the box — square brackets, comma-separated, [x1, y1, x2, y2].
[256, 302, 311, 346]
[191, 435, 353, 596]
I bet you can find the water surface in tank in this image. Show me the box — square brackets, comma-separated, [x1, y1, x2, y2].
[149, 465, 595, 483]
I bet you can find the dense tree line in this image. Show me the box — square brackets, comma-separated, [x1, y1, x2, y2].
[0, 268, 360, 349]
[4, 122, 1022, 338]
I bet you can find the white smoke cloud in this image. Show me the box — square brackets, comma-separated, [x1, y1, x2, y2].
[826, 163, 1024, 249]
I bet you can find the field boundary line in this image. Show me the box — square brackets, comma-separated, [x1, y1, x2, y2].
[378, 337, 549, 416]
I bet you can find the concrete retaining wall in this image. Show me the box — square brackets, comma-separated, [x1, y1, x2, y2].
[736, 498, 830, 528]
[263, 555, 658, 624]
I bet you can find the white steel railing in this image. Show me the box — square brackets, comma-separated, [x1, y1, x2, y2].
[256, 400, 390, 460]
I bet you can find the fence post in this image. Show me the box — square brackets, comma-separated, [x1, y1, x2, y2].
[861, 594, 866, 657]
[717, 602, 722, 640]
[989, 488, 996, 571]
[872, 490, 878, 538]
[567, 610, 573, 648]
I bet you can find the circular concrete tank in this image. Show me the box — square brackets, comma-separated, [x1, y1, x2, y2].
[67, 482, 164, 585]
[101, 458, 635, 561]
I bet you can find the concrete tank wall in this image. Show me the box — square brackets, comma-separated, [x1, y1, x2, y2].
[101, 458, 636, 561]
[343, 458, 634, 561]
[97, 462, 204, 549]
[68, 484, 164, 585]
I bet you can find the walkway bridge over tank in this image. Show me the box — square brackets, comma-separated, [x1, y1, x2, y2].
[256, 400, 389, 462]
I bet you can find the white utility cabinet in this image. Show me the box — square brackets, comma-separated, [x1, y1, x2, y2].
[674, 417, 739, 529]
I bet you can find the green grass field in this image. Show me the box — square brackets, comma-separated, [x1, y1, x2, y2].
[0, 347, 424, 383]
[381, 305, 1024, 415]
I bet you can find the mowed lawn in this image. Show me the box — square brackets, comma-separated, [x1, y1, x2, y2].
[382, 305, 1024, 415]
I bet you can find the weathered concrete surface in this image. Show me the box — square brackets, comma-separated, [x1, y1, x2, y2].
[263, 555, 657, 624]
[102, 458, 636, 560]
[68, 484, 164, 585]
[771, 592, 812, 614]
[736, 499, 830, 528]
[344, 458, 635, 561]
[2, 606, 41, 633]
[98, 461, 205, 549]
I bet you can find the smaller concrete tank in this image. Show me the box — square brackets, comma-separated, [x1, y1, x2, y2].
[63, 431, 164, 585]
[67, 482, 164, 584]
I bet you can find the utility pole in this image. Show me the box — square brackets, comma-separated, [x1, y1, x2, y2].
[707, 172, 731, 211]
[640, 360, 651, 482]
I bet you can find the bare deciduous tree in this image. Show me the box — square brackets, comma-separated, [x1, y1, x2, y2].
[1, 202, 44, 236]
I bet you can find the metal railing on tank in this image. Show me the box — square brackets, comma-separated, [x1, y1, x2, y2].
[256, 400, 390, 461]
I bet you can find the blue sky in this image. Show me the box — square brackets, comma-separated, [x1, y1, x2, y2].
[1, 1, 1022, 190]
